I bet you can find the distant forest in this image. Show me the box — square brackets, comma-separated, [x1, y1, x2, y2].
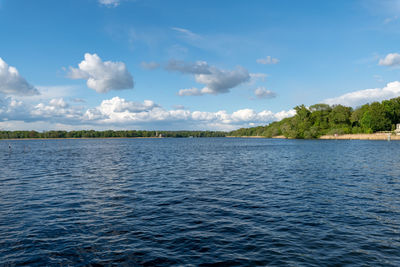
[3, 97, 400, 140]
[230, 97, 400, 139]
[0, 130, 226, 139]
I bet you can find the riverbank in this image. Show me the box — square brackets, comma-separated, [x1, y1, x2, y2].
[0, 137, 167, 141]
[2, 134, 399, 140]
[228, 133, 400, 140]
[319, 133, 400, 140]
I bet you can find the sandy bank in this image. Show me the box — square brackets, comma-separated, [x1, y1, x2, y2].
[227, 133, 400, 140]
[319, 133, 400, 140]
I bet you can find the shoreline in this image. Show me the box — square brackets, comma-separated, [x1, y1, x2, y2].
[0, 137, 166, 141]
[319, 133, 400, 140]
[227, 133, 400, 140]
[1, 133, 399, 141]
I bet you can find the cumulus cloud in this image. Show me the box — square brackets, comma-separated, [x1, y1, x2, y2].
[140, 61, 160, 70]
[68, 53, 134, 93]
[194, 66, 250, 94]
[378, 53, 400, 66]
[0, 58, 39, 96]
[95, 96, 158, 114]
[274, 109, 297, 120]
[257, 56, 279, 65]
[323, 81, 400, 107]
[0, 97, 24, 117]
[99, 0, 120, 7]
[254, 87, 276, 99]
[84, 97, 187, 123]
[166, 60, 250, 96]
[0, 96, 82, 123]
[31, 98, 82, 121]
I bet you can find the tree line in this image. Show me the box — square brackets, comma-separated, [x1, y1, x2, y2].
[230, 97, 400, 139]
[0, 130, 226, 139]
[3, 97, 400, 140]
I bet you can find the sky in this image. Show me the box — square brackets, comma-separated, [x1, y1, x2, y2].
[1, 0, 400, 131]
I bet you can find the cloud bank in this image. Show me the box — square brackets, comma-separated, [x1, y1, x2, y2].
[0, 95, 294, 131]
[68, 53, 134, 93]
[324, 81, 400, 107]
[84, 96, 294, 129]
[0, 58, 39, 96]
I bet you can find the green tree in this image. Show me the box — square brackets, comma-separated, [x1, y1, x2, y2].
[360, 102, 391, 132]
[328, 105, 352, 125]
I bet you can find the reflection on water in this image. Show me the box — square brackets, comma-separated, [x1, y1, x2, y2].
[0, 138, 400, 265]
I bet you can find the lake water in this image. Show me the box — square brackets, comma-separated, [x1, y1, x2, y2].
[0, 138, 400, 266]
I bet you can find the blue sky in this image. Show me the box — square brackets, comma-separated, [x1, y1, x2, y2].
[1, 0, 400, 131]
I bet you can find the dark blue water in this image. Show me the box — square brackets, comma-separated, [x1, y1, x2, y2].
[1, 138, 400, 266]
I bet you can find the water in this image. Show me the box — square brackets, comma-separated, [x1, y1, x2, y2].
[0, 138, 400, 266]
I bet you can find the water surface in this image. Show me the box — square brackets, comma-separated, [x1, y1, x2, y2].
[1, 138, 400, 266]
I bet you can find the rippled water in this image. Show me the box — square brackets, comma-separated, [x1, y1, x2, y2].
[1, 138, 400, 266]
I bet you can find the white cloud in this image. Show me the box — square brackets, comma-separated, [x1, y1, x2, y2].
[99, 0, 120, 7]
[68, 53, 134, 93]
[83, 97, 294, 130]
[323, 81, 400, 107]
[84, 97, 188, 123]
[31, 98, 82, 121]
[378, 53, 400, 66]
[178, 87, 204, 96]
[0, 95, 84, 124]
[257, 56, 279, 65]
[254, 87, 276, 99]
[194, 66, 250, 95]
[274, 109, 297, 121]
[0, 94, 295, 131]
[166, 60, 250, 95]
[0, 58, 39, 96]
[95, 96, 158, 114]
[140, 61, 160, 70]
[0, 97, 24, 119]
[11, 85, 79, 107]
